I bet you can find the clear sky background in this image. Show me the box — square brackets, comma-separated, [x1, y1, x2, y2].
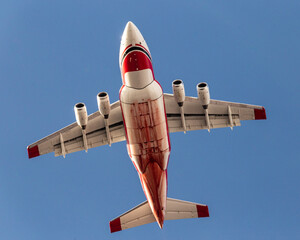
[1, 0, 299, 239]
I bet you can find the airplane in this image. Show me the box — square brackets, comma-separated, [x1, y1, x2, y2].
[27, 21, 267, 233]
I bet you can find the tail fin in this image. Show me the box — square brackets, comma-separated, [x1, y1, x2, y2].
[109, 198, 209, 233]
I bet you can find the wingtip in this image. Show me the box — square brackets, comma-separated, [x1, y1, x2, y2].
[196, 205, 209, 218]
[27, 145, 40, 159]
[254, 107, 267, 120]
[110, 218, 122, 233]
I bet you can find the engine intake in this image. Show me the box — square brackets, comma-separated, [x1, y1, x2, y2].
[74, 102, 88, 129]
[172, 79, 185, 107]
[197, 82, 210, 108]
[97, 92, 110, 119]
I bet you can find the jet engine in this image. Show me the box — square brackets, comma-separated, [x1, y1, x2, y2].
[74, 103, 88, 129]
[172, 79, 185, 107]
[97, 92, 110, 119]
[197, 82, 210, 108]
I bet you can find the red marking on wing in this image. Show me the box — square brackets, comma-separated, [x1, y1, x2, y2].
[27, 145, 40, 159]
[254, 107, 267, 120]
[110, 217, 122, 233]
[196, 205, 209, 218]
[122, 51, 154, 79]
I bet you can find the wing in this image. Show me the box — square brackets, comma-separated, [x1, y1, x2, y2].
[164, 93, 266, 133]
[27, 101, 125, 158]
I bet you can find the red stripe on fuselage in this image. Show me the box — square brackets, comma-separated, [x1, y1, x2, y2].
[121, 51, 154, 81]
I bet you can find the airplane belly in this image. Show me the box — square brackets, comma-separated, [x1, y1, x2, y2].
[120, 77, 170, 226]
[120, 78, 170, 174]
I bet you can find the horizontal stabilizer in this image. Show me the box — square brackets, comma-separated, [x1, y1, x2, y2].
[165, 197, 209, 220]
[109, 198, 209, 233]
[110, 200, 155, 233]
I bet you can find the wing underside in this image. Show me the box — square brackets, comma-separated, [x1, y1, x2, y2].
[164, 94, 266, 133]
[27, 101, 125, 158]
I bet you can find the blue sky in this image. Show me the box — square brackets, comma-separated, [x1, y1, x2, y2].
[1, 0, 299, 239]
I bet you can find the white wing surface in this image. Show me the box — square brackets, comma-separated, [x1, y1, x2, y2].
[27, 101, 125, 158]
[164, 94, 266, 133]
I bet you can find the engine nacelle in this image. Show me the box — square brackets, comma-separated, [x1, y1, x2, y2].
[197, 82, 210, 108]
[97, 92, 110, 119]
[74, 103, 88, 129]
[172, 79, 185, 107]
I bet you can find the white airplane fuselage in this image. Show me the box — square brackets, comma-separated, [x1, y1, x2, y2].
[119, 22, 170, 228]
